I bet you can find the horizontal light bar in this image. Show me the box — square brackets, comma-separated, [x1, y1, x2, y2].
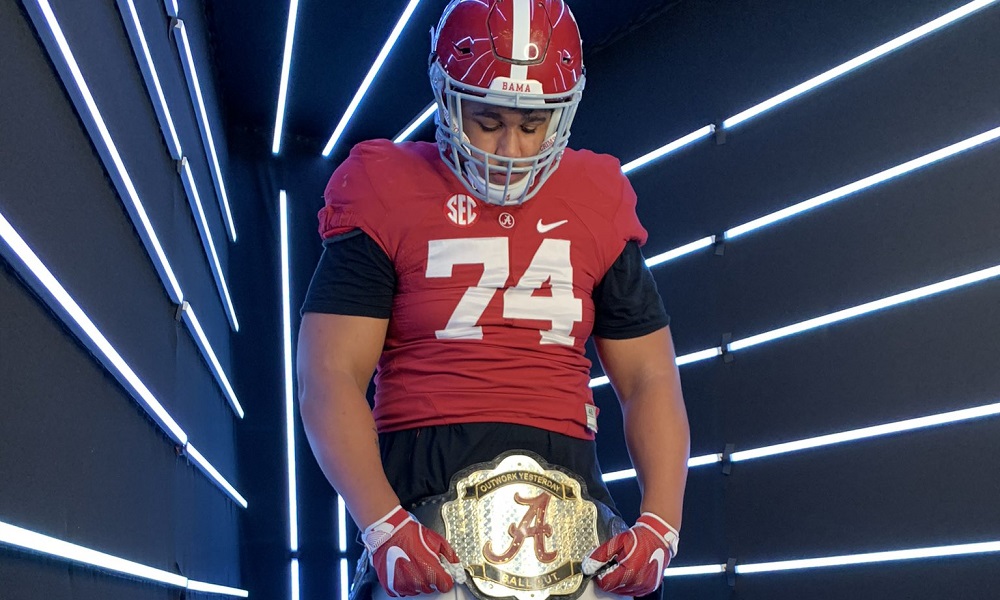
[664, 564, 727, 577]
[173, 19, 237, 242]
[621, 125, 715, 174]
[729, 264, 1000, 351]
[281, 190, 300, 552]
[645, 236, 716, 268]
[338, 496, 348, 552]
[179, 159, 240, 331]
[0, 520, 247, 596]
[118, 0, 182, 159]
[30, 0, 183, 302]
[0, 208, 244, 506]
[26, 0, 238, 412]
[722, 0, 1000, 129]
[322, 0, 422, 157]
[339, 558, 350, 600]
[394, 102, 436, 143]
[737, 540, 1000, 574]
[725, 125, 1000, 240]
[180, 305, 243, 417]
[602, 453, 722, 483]
[731, 400, 1000, 463]
[184, 443, 248, 508]
[272, 0, 301, 155]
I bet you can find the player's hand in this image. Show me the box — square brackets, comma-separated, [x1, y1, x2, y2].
[363, 505, 467, 597]
[581, 512, 679, 596]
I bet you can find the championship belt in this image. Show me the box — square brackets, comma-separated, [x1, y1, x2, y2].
[440, 452, 602, 600]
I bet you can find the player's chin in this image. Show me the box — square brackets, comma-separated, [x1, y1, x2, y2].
[488, 172, 528, 185]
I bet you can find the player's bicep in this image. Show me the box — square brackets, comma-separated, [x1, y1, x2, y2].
[297, 312, 388, 396]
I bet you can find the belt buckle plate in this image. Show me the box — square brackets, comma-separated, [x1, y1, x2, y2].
[442, 453, 599, 600]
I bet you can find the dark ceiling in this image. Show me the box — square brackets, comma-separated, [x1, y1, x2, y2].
[204, 0, 681, 162]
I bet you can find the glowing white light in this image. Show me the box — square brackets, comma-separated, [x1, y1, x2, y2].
[675, 347, 723, 366]
[340, 558, 350, 600]
[322, 0, 423, 157]
[588, 375, 610, 388]
[33, 0, 182, 301]
[621, 125, 715, 174]
[185, 444, 248, 508]
[737, 541, 1000, 574]
[602, 453, 721, 483]
[163, 0, 178, 18]
[0, 208, 187, 444]
[179, 159, 240, 331]
[187, 581, 250, 597]
[664, 564, 727, 577]
[291, 558, 301, 600]
[731, 401, 1000, 462]
[723, 0, 1000, 129]
[645, 236, 716, 268]
[281, 190, 300, 552]
[180, 305, 243, 417]
[0, 521, 247, 596]
[725, 126, 1000, 240]
[394, 103, 437, 143]
[272, 0, 301, 154]
[173, 19, 237, 241]
[120, 0, 182, 158]
[338, 496, 348, 552]
[729, 264, 1000, 352]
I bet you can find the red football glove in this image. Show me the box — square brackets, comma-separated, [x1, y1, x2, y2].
[582, 512, 679, 596]
[363, 505, 467, 597]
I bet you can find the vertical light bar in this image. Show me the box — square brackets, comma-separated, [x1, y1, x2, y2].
[281, 190, 300, 555]
[172, 19, 237, 242]
[723, 0, 1000, 129]
[291, 558, 301, 600]
[322, 0, 423, 157]
[179, 159, 240, 331]
[163, 0, 178, 18]
[621, 125, 715, 174]
[393, 102, 436, 143]
[118, 0, 182, 159]
[340, 558, 350, 600]
[272, 0, 301, 154]
[337, 496, 348, 552]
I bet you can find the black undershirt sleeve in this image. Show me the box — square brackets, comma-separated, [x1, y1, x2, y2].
[591, 240, 670, 339]
[299, 229, 396, 318]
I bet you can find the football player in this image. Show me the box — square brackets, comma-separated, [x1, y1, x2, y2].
[298, 1, 690, 599]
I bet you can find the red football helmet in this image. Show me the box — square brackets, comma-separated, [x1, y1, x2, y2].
[429, 0, 586, 205]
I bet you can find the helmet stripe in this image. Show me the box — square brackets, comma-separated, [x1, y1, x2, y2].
[510, 0, 531, 81]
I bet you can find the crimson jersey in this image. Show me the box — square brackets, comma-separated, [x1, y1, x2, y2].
[318, 140, 648, 440]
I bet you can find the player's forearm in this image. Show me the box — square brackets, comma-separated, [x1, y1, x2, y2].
[298, 372, 400, 529]
[622, 375, 690, 530]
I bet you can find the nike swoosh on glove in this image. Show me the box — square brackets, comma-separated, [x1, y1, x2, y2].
[581, 512, 679, 596]
[363, 505, 467, 597]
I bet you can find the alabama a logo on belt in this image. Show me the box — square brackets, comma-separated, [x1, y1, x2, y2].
[442, 453, 600, 600]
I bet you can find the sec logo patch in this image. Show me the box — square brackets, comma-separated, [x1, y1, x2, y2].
[445, 194, 479, 227]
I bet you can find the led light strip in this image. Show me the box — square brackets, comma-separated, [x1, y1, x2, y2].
[163, 0, 178, 18]
[172, 19, 237, 242]
[725, 126, 1000, 240]
[0, 207, 246, 507]
[340, 559, 350, 600]
[179, 159, 240, 331]
[621, 125, 716, 174]
[723, 0, 1000, 129]
[281, 190, 301, 599]
[602, 399, 1000, 485]
[115, 0, 239, 331]
[322, 0, 423, 157]
[292, 558, 302, 600]
[24, 0, 242, 417]
[338, 496, 348, 552]
[736, 541, 1000, 574]
[394, 102, 437, 143]
[0, 520, 247, 596]
[272, 0, 301, 154]
[664, 564, 727, 577]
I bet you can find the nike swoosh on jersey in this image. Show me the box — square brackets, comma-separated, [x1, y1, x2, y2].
[536, 219, 569, 233]
[385, 546, 411, 594]
[648, 547, 665, 578]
